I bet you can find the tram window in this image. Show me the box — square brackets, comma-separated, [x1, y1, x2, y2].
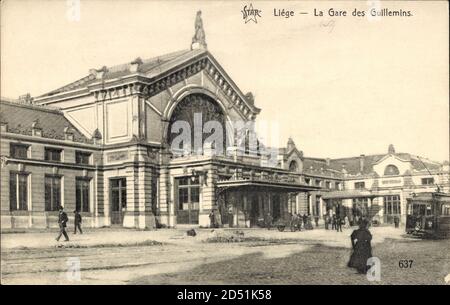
[442, 204, 450, 216]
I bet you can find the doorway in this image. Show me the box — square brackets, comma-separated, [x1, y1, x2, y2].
[175, 176, 200, 224]
[110, 178, 126, 225]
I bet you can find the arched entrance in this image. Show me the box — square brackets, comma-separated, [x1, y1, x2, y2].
[168, 93, 228, 225]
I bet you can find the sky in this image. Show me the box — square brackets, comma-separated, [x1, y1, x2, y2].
[1, 0, 449, 162]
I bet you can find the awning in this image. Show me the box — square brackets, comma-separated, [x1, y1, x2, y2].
[321, 190, 379, 200]
[216, 178, 320, 192]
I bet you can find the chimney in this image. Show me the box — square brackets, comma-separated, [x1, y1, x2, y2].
[359, 154, 365, 172]
[388, 144, 395, 154]
[130, 57, 143, 73]
[326, 158, 330, 166]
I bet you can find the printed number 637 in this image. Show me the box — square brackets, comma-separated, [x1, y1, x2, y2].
[398, 259, 413, 268]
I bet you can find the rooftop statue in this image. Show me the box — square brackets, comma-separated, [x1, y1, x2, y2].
[191, 10, 207, 49]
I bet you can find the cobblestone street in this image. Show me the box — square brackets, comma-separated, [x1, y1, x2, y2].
[1, 226, 449, 285]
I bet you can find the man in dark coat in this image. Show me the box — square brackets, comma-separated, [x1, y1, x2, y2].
[73, 210, 83, 234]
[265, 212, 273, 230]
[336, 215, 343, 232]
[56, 206, 69, 242]
[393, 215, 400, 228]
[348, 219, 373, 274]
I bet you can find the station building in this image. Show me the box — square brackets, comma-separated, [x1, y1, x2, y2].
[1, 13, 448, 229]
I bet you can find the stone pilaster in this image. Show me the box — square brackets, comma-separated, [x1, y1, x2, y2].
[199, 165, 217, 227]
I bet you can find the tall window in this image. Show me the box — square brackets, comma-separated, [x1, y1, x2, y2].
[76, 178, 90, 212]
[177, 176, 200, 210]
[75, 151, 91, 165]
[10, 172, 28, 211]
[45, 175, 62, 211]
[10, 143, 29, 159]
[421, 177, 434, 185]
[325, 181, 331, 189]
[384, 195, 401, 215]
[335, 182, 341, 190]
[45, 148, 62, 162]
[354, 182, 365, 190]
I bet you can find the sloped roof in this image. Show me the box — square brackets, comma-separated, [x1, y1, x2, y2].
[328, 153, 442, 175]
[0, 99, 91, 143]
[39, 49, 206, 98]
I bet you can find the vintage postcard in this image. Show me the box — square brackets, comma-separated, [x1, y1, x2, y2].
[1, 0, 449, 290]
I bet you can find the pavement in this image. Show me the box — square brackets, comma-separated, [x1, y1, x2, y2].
[1, 225, 448, 285]
[1, 225, 405, 250]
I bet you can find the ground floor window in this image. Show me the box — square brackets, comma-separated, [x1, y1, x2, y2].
[10, 172, 28, 211]
[76, 178, 90, 212]
[45, 175, 62, 211]
[384, 195, 401, 215]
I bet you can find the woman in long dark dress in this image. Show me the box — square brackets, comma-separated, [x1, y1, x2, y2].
[348, 219, 373, 274]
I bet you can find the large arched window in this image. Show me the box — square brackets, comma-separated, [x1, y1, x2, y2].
[384, 164, 400, 176]
[168, 94, 227, 156]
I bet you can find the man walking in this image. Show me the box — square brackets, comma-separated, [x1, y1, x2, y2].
[73, 210, 83, 234]
[56, 206, 69, 242]
[314, 215, 320, 228]
[324, 214, 329, 230]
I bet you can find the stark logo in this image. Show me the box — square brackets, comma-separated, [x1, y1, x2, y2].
[241, 4, 262, 24]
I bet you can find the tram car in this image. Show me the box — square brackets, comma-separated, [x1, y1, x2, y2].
[406, 192, 450, 239]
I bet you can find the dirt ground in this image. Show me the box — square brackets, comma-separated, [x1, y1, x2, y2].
[1, 226, 449, 285]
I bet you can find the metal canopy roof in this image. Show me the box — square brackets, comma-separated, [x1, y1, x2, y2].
[216, 179, 320, 192]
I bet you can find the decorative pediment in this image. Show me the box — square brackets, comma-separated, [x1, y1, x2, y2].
[91, 53, 260, 121]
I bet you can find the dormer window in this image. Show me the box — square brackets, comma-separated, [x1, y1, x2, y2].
[289, 160, 298, 171]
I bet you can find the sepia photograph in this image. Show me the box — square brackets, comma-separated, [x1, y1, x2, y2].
[0, 0, 449, 290]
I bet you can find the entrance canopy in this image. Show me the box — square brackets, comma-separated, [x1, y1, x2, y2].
[216, 178, 320, 193]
